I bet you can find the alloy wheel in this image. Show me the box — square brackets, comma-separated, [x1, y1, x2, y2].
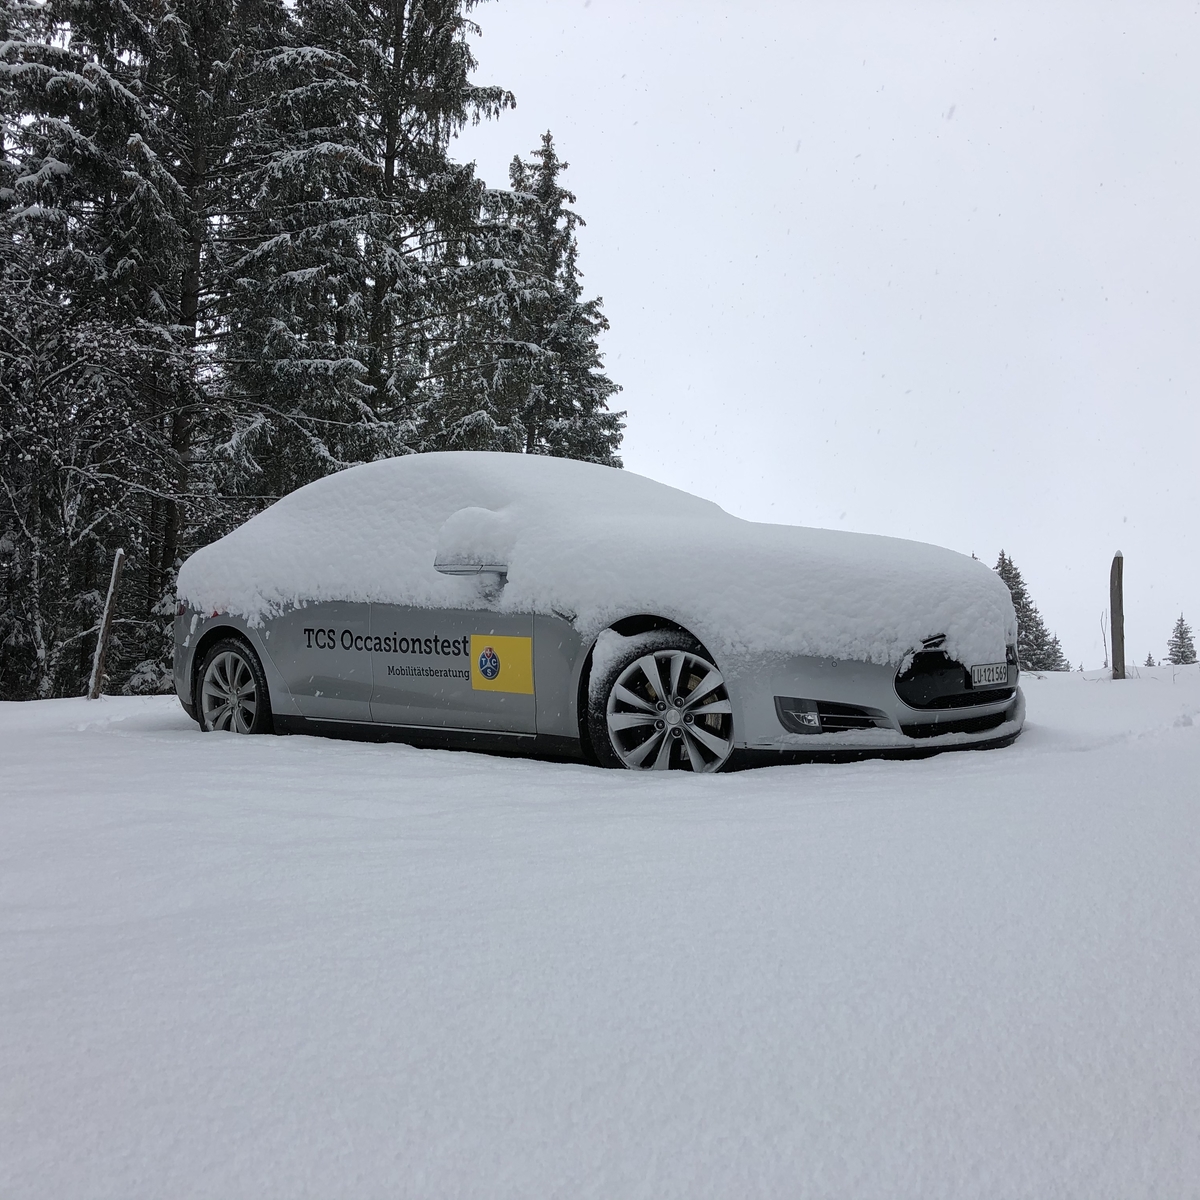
[605, 649, 734, 771]
[201, 649, 259, 733]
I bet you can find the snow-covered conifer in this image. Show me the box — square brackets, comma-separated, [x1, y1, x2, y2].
[1, 0, 627, 699]
[994, 551, 1070, 671]
[1165, 614, 1196, 665]
[219, 0, 519, 492]
[429, 132, 623, 463]
[490, 132, 623, 463]
[0, 0, 187, 697]
[0, 0, 324, 696]
[507, 133, 624, 463]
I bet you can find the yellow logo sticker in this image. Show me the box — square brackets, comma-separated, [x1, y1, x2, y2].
[470, 635, 534, 694]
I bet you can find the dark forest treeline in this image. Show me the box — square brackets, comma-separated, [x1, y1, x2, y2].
[0, 0, 622, 700]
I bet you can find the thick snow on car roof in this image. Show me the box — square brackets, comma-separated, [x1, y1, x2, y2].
[177, 451, 1016, 669]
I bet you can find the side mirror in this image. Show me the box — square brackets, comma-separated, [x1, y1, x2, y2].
[434, 506, 512, 579]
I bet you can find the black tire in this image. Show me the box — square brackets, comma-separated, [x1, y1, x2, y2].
[587, 630, 734, 772]
[195, 637, 273, 734]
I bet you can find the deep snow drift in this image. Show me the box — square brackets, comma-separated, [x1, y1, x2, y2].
[2, 667, 1199, 1198]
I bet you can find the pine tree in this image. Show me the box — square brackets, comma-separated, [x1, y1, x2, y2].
[1165, 614, 1197, 665]
[219, 0, 519, 487]
[0, 0, 519, 698]
[994, 551, 1071, 671]
[1144, 652, 1156, 667]
[426, 131, 623, 461]
[489, 132, 624, 463]
[215, 0, 398, 502]
[1, 0, 188, 697]
[2, 1, 624, 700]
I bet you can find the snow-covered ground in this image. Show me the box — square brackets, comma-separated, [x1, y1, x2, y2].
[2, 668, 1199, 1198]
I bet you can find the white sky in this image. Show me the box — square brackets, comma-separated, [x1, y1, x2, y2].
[454, 0, 1200, 669]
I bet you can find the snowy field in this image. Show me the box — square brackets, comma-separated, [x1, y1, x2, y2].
[2, 669, 1199, 1199]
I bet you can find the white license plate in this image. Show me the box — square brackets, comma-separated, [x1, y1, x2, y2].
[971, 662, 1008, 687]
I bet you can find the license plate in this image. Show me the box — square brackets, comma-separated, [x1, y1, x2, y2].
[971, 662, 1008, 687]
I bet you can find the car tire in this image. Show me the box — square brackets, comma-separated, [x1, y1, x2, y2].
[196, 638, 273, 734]
[587, 630, 734, 772]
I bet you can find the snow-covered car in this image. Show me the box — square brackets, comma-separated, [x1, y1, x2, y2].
[174, 452, 1024, 770]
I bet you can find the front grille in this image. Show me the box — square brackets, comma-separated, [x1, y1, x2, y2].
[895, 650, 1015, 710]
[775, 696, 889, 735]
[922, 686, 1015, 710]
[901, 708, 1011, 739]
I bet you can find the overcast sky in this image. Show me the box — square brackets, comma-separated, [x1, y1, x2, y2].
[454, 0, 1200, 669]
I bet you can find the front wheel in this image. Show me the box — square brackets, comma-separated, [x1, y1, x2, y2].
[588, 632, 734, 772]
[197, 638, 273, 734]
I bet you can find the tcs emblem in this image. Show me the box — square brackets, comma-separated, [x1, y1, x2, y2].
[469, 634, 534, 694]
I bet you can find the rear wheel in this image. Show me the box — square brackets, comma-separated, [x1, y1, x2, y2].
[197, 639, 272, 734]
[588, 632, 734, 772]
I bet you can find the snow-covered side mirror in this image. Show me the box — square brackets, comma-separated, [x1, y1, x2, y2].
[434, 506, 513, 579]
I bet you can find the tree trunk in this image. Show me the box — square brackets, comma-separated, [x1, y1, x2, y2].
[163, 144, 206, 575]
[28, 478, 51, 699]
[146, 491, 160, 615]
[368, 0, 407, 403]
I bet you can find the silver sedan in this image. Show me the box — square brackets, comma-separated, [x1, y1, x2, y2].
[174, 452, 1024, 770]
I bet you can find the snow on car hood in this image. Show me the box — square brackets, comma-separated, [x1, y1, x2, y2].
[177, 452, 1017, 669]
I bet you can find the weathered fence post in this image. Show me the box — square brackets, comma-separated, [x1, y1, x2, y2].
[88, 548, 126, 700]
[1110, 550, 1125, 681]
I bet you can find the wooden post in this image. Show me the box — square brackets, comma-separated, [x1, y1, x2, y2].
[1110, 551, 1125, 680]
[88, 548, 125, 699]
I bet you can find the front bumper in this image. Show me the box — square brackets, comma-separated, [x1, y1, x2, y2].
[730, 653, 1025, 754]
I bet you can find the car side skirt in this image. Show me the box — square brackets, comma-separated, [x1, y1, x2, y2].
[272, 714, 586, 762]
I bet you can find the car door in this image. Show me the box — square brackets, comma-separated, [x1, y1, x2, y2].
[262, 601, 374, 723]
[369, 604, 536, 734]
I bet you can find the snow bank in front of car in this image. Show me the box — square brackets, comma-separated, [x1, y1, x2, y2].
[177, 452, 1017, 669]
